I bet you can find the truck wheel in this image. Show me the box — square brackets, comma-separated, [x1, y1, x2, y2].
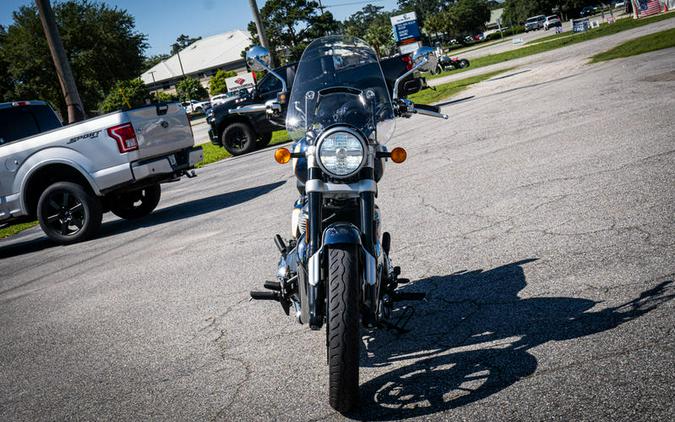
[37, 181, 102, 244]
[222, 122, 257, 156]
[109, 184, 161, 220]
[258, 133, 273, 148]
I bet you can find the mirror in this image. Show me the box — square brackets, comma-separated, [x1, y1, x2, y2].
[412, 46, 438, 73]
[246, 46, 271, 71]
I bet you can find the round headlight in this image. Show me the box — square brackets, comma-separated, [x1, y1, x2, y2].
[317, 129, 365, 178]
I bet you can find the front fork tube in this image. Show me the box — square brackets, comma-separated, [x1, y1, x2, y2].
[360, 191, 379, 324]
[306, 190, 323, 329]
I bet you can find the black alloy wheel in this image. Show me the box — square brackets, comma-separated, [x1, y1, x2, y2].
[258, 132, 273, 148]
[222, 122, 257, 156]
[109, 184, 161, 220]
[37, 182, 102, 244]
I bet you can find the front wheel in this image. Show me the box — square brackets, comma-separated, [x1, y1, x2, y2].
[327, 246, 360, 413]
[222, 122, 257, 156]
[109, 184, 161, 220]
[37, 181, 102, 244]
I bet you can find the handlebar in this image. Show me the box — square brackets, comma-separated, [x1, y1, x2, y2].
[413, 103, 448, 120]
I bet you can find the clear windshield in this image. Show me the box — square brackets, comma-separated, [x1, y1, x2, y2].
[286, 36, 396, 144]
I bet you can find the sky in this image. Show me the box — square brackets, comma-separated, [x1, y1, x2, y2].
[0, 0, 401, 56]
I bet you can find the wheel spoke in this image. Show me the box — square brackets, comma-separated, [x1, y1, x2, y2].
[69, 202, 83, 213]
[60, 220, 69, 235]
[49, 199, 61, 211]
[46, 214, 60, 223]
[62, 192, 70, 208]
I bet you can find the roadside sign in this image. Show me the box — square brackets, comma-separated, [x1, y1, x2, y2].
[390, 12, 421, 55]
[226, 72, 255, 92]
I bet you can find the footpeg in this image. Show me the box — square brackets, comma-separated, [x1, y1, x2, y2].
[393, 292, 426, 301]
[264, 281, 281, 291]
[250, 291, 280, 301]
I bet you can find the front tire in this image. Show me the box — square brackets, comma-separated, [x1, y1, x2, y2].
[37, 181, 102, 244]
[222, 122, 257, 156]
[109, 184, 161, 220]
[327, 246, 360, 413]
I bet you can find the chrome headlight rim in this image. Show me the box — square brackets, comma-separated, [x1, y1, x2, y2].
[315, 126, 367, 179]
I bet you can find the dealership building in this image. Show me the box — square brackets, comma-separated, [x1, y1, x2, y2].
[140, 30, 251, 94]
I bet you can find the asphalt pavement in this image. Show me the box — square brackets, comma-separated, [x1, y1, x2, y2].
[1, 29, 674, 421]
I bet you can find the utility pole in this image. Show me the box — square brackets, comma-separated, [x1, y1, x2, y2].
[35, 0, 86, 123]
[248, 0, 275, 66]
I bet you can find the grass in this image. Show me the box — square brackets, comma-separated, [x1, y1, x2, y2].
[591, 27, 675, 62]
[408, 68, 513, 104]
[427, 11, 675, 80]
[197, 129, 290, 167]
[0, 221, 39, 239]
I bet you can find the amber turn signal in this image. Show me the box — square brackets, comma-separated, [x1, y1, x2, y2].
[274, 147, 291, 164]
[390, 147, 407, 163]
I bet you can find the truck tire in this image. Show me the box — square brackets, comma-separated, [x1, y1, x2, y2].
[109, 184, 161, 220]
[327, 245, 360, 413]
[258, 133, 273, 148]
[222, 122, 257, 156]
[37, 181, 102, 244]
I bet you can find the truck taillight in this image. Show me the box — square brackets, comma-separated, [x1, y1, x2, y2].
[402, 54, 413, 71]
[107, 123, 138, 153]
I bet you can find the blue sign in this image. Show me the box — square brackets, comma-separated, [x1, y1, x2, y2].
[393, 20, 421, 42]
[390, 12, 421, 44]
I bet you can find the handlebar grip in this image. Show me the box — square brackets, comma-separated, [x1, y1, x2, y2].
[413, 104, 448, 120]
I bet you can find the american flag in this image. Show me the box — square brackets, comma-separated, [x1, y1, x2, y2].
[634, 0, 662, 17]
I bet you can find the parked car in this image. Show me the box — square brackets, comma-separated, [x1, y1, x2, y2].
[544, 15, 562, 30]
[181, 99, 211, 115]
[525, 15, 547, 32]
[0, 100, 202, 244]
[210, 91, 241, 107]
[580, 6, 598, 17]
[207, 55, 427, 156]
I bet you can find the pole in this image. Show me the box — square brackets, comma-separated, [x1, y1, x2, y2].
[176, 50, 186, 77]
[248, 0, 275, 66]
[35, 0, 85, 123]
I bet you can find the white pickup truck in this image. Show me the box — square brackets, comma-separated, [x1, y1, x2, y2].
[0, 100, 203, 244]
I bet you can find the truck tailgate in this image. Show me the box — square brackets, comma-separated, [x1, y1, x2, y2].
[125, 103, 194, 160]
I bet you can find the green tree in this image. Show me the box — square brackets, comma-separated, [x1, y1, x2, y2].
[343, 5, 394, 57]
[424, 0, 490, 40]
[99, 78, 150, 113]
[396, 0, 454, 29]
[171, 34, 201, 54]
[176, 77, 208, 101]
[0, 0, 147, 117]
[208, 69, 237, 96]
[448, 0, 491, 36]
[155, 91, 178, 102]
[247, 0, 339, 63]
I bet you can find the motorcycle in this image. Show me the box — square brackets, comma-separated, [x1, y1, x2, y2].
[246, 36, 447, 412]
[432, 55, 470, 75]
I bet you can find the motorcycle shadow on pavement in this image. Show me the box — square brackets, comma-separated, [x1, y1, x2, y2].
[350, 259, 674, 420]
[0, 181, 285, 259]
